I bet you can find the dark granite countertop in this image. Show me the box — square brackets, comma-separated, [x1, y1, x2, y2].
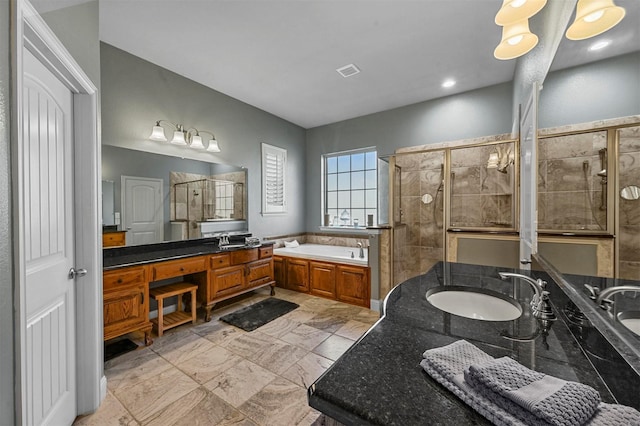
[308, 262, 636, 425]
[103, 236, 272, 270]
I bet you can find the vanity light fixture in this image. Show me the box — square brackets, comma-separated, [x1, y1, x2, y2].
[495, 0, 547, 26]
[149, 120, 220, 152]
[494, 19, 539, 60]
[566, 0, 626, 40]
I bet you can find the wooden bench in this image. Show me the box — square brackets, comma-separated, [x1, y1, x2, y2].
[149, 282, 198, 336]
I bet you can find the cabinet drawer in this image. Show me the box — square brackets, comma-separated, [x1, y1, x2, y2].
[103, 283, 147, 340]
[103, 266, 146, 291]
[259, 246, 273, 259]
[152, 256, 206, 281]
[230, 248, 258, 265]
[210, 253, 231, 269]
[103, 232, 126, 247]
[247, 259, 273, 287]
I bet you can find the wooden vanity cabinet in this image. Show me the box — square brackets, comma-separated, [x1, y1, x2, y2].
[336, 265, 370, 307]
[310, 261, 336, 299]
[286, 258, 310, 292]
[275, 255, 370, 308]
[103, 265, 153, 345]
[103, 231, 126, 247]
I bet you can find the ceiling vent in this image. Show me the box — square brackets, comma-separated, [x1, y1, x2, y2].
[336, 64, 361, 78]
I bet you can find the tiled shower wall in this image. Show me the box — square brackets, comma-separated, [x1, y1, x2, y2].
[450, 142, 514, 228]
[538, 131, 607, 231]
[619, 125, 640, 280]
[394, 151, 445, 282]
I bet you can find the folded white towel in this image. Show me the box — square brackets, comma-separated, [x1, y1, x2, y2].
[283, 240, 300, 248]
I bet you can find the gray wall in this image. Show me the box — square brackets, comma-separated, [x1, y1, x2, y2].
[38, 1, 100, 88]
[304, 82, 513, 230]
[0, 2, 13, 424]
[539, 52, 640, 128]
[101, 43, 307, 238]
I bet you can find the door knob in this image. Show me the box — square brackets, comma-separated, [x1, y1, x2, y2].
[520, 259, 532, 265]
[69, 268, 88, 279]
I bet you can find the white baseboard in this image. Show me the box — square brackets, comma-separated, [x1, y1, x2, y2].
[148, 304, 177, 320]
[370, 299, 382, 314]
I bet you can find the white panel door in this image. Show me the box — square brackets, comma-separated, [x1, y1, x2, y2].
[519, 82, 540, 270]
[23, 49, 76, 425]
[122, 176, 164, 245]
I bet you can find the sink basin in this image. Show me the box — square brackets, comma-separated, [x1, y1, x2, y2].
[219, 244, 247, 250]
[426, 286, 523, 321]
[617, 311, 640, 337]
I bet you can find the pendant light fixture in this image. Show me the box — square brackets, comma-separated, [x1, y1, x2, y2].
[495, 0, 547, 26]
[494, 19, 539, 60]
[149, 120, 220, 152]
[566, 0, 626, 40]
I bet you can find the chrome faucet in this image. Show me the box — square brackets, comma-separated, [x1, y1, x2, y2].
[218, 234, 230, 247]
[585, 284, 640, 311]
[499, 272, 556, 320]
[357, 242, 365, 259]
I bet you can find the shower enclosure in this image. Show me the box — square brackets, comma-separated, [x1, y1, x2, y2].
[618, 125, 640, 280]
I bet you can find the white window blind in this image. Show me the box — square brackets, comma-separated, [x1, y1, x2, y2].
[262, 143, 287, 214]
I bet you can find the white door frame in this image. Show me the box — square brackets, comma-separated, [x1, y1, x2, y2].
[12, 0, 104, 422]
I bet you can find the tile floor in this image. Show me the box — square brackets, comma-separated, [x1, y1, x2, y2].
[74, 288, 380, 426]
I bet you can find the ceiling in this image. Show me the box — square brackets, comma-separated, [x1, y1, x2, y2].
[34, 0, 640, 129]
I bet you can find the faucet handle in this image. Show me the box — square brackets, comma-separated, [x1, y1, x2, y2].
[584, 284, 600, 300]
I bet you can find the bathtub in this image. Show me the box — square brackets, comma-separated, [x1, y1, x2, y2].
[273, 243, 368, 266]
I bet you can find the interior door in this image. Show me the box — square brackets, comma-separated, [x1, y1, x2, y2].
[519, 82, 540, 270]
[23, 49, 77, 425]
[122, 176, 164, 245]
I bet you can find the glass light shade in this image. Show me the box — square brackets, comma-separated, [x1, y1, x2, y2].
[566, 0, 625, 40]
[206, 138, 221, 152]
[495, 0, 547, 26]
[170, 130, 187, 145]
[149, 125, 167, 142]
[190, 134, 205, 149]
[494, 19, 539, 60]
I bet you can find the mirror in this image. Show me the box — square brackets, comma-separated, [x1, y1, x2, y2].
[102, 145, 247, 246]
[536, 1, 640, 346]
[102, 180, 115, 227]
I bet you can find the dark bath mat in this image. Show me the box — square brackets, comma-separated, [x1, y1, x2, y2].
[220, 298, 299, 332]
[104, 338, 138, 362]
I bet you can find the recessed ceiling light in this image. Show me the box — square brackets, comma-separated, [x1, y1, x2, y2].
[336, 64, 361, 78]
[589, 39, 611, 51]
[442, 79, 456, 88]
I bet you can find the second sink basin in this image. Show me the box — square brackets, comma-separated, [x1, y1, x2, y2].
[426, 286, 523, 321]
[617, 311, 640, 337]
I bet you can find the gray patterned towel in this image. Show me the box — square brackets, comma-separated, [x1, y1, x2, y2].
[466, 356, 600, 426]
[421, 340, 640, 426]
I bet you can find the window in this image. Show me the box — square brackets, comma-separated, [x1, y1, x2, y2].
[262, 143, 287, 214]
[323, 148, 377, 227]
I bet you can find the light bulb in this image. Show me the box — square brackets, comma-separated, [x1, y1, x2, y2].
[584, 10, 604, 22]
[507, 35, 524, 45]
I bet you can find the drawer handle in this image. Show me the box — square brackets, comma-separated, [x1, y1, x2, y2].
[117, 279, 123, 284]
[141, 292, 144, 304]
[180, 267, 185, 272]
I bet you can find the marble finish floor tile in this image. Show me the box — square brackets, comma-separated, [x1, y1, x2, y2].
[143, 386, 235, 426]
[192, 320, 247, 346]
[248, 341, 308, 375]
[312, 335, 355, 361]
[238, 377, 311, 426]
[96, 289, 375, 426]
[105, 348, 174, 392]
[205, 359, 278, 408]
[280, 324, 331, 351]
[303, 313, 349, 333]
[281, 352, 333, 389]
[150, 330, 217, 365]
[220, 331, 274, 357]
[73, 391, 137, 425]
[113, 367, 199, 422]
[178, 345, 242, 385]
[334, 320, 372, 341]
